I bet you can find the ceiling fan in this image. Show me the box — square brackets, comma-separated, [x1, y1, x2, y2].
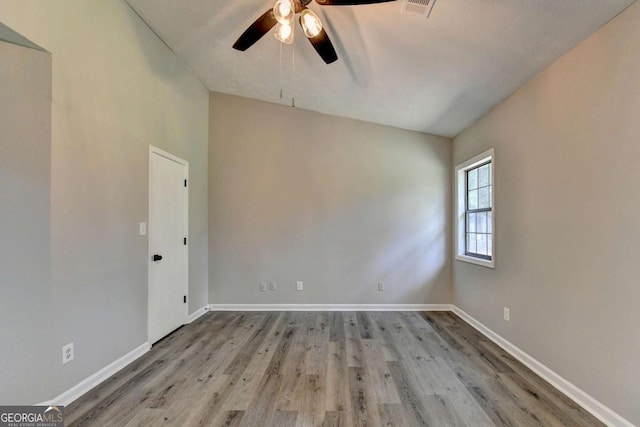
[232, 0, 394, 64]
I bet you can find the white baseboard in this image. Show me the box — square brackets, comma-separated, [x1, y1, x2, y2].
[451, 306, 633, 427]
[206, 303, 453, 312]
[38, 342, 150, 407]
[187, 305, 208, 323]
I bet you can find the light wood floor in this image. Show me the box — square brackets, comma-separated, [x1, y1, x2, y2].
[66, 311, 602, 426]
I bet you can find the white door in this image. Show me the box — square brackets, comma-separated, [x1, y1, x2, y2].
[148, 146, 188, 344]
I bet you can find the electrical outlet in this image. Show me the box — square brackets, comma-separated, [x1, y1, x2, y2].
[378, 282, 385, 292]
[269, 281, 277, 291]
[503, 307, 510, 322]
[296, 281, 303, 291]
[259, 282, 267, 292]
[139, 222, 147, 236]
[62, 343, 74, 364]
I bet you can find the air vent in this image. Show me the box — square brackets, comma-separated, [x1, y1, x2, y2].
[401, 0, 437, 18]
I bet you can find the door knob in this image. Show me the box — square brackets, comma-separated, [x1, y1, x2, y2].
[152, 254, 163, 262]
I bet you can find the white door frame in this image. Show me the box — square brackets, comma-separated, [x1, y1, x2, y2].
[148, 145, 189, 343]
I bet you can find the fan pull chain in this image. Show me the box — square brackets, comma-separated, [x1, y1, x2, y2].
[279, 41, 283, 100]
[291, 42, 296, 108]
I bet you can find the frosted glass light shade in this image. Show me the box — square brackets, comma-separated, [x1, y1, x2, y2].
[300, 9, 322, 38]
[273, 0, 295, 24]
[274, 22, 294, 44]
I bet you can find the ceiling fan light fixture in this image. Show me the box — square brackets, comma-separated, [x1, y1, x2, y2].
[274, 22, 294, 44]
[273, 0, 295, 24]
[300, 9, 323, 38]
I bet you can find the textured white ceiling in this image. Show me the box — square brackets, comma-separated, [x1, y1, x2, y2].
[127, 0, 634, 137]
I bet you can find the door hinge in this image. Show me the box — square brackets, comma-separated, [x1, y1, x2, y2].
[183, 237, 187, 245]
[183, 295, 187, 303]
[184, 179, 187, 187]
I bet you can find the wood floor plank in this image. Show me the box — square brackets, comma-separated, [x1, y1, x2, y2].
[65, 312, 233, 425]
[69, 358, 171, 426]
[234, 373, 283, 426]
[197, 313, 270, 379]
[181, 374, 238, 426]
[420, 395, 468, 427]
[467, 380, 549, 427]
[223, 312, 287, 410]
[320, 411, 342, 427]
[67, 311, 604, 427]
[276, 318, 315, 412]
[295, 374, 326, 427]
[399, 312, 452, 360]
[355, 312, 376, 340]
[378, 403, 413, 427]
[329, 312, 345, 343]
[477, 340, 600, 426]
[347, 367, 382, 427]
[368, 312, 402, 362]
[343, 312, 365, 368]
[222, 312, 278, 376]
[269, 410, 298, 427]
[173, 374, 230, 426]
[265, 326, 299, 375]
[325, 341, 353, 426]
[495, 373, 571, 427]
[121, 408, 164, 427]
[213, 410, 245, 427]
[360, 339, 401, 404]
[386, 361, 431, 426]
[447, 390, 496, 427]
[305, 312, 330, 378]
[422, 313, 509, 388]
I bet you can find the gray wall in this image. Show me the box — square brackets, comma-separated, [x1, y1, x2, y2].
[0, 40, 52, 404]
[452, 2, 640, 424]
[209, 93, 451, 305]
[0, 0, 209, 403]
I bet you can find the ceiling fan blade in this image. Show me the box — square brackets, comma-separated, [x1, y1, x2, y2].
[304, 26, 338, 64]
[315, 0, 395, 5]
[232, 9, 278, 51]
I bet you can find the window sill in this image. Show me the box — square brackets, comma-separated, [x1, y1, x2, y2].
[456, 254, 495, 269]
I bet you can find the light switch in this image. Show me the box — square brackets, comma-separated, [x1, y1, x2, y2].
[139, 222, 147, 236]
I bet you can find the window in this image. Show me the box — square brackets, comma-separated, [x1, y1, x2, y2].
[455, 149, 495, 268]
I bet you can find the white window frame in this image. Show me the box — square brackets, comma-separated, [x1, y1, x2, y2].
[455, 148, 495, 268]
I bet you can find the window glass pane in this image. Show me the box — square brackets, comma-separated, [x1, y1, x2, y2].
[479, 164, 490, 187]
[468, 189, 478, 210]
[478, 187, 490, 209]
[460, 155, 493, 261]
[487, 234, 493, 257]
[477, 233, 487, 255]
[477, 212, 487, 233]
[467, 213, 476, 233]
[468, 169, 478, 190]
[467, 233, 477, 253]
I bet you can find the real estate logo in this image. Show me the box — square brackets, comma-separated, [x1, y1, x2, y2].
[0, 406, 64, 427]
